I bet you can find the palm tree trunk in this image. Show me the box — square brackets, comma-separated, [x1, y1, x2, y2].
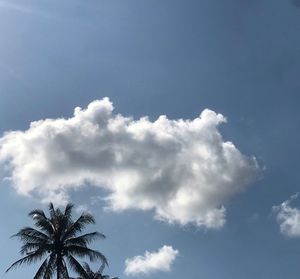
[57, 255, 61, 279]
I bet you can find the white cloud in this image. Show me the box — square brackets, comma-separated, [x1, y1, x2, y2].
[273, 193, 300, 237]
[0, 98, 259, 229]
[124, 245, 178, 276]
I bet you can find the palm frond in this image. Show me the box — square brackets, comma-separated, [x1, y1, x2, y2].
[43, 253, 56, 279]
[64, 203, 74, 218]
[29, 209, 46, 219]
[20, 242, 52, 255]
[63, 213, 95, 240]
[61, 258, 70, 279]
[33, 257, 49, 279]
[49, 203, 57, 220]
[29, 210, 55, 236]
[67, 255, 90, 279]
[66, 232, 105, 247]
[67, 245, 108, 266]
[13, 227, 50, 244]
[82, 262, 93, 274]
[97, 262, 106, 274]
[6, 248, 47, 272]
[82, 262, 118, 279]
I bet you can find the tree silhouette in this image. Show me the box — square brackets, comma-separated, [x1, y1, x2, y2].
[71, 262, 119, 279]
[6, 203, 107, 279]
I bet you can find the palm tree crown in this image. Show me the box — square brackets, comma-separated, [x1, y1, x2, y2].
[72, 262, 119, 279]
[6, 203, 107, 279]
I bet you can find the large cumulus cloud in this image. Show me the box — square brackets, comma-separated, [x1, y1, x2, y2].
[0, 98, 259, 229]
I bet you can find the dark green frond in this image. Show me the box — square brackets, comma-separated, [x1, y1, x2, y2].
[6, 248, 47, 272]
[55, 212, 71, 238]
[64, 203, 74, 218]
[82, 262, 98, 277]
[67, 255, 90, 279]
[66, 232, 105, 247]
[43, 253, 56, 279]
[67, 245, 108, 266]
[61, 258, 70, 279]
[82, 262, 92, 274]
[29, 209, 46, 219]
[57, 257, 66, 279]
[33, 257, 49, 279]
[81, 262, 118, 279]
[48, 203, 57, 220]
[13, 227, 50, 243]
[28, 210, 55, 236]
[20, 242, 52, 255]
[63, 213, 95, 240]
[98, 262, 106, 274]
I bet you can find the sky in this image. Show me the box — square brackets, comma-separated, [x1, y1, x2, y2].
[0, 0, 300, 278]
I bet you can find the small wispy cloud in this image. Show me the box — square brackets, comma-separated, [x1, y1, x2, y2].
[273, 193, 300, 237]
[124, 245, 179, 276]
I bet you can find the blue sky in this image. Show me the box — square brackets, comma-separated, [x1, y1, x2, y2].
[1, 0, 300, 278]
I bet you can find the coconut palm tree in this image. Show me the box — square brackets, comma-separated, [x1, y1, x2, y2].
[71, 262, 119, 279]
[6, 203, 107, 279]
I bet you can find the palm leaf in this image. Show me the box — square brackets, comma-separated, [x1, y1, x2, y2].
[13, 227, 50, 243]
[33, 257, 49, 279]
[67, 245, 108, 265]
[29, 210, 55, 236]
[66, 232, 105, 246]
[63, 213, 95, 240]
[6, 248, 47, 272]
[20, 242, 52, 255]
[67, 255, 90, 279]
